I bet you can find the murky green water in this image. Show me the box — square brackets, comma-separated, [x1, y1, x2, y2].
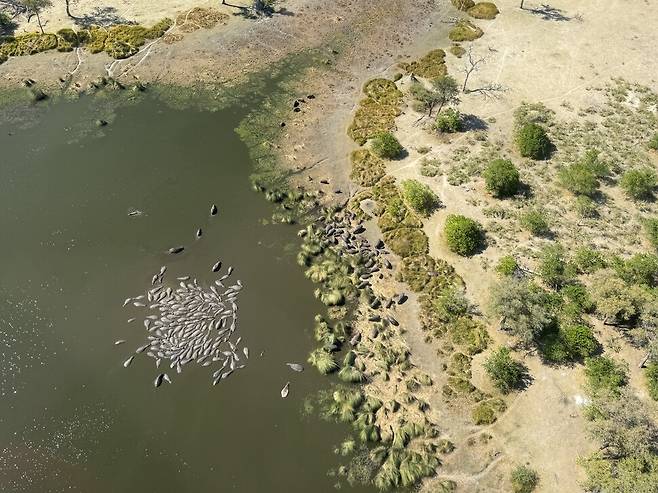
[0, 91, 373, 492]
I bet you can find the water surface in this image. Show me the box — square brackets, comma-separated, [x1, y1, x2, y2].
[0, 92, 373, 493]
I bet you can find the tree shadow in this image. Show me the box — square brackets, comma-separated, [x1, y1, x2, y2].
[222, 1, 294, 19]
[74, 7, 135, 28]
[529, 4, 571, 22]
[0, 17, 17, 36]
[461, 113, 488, 131]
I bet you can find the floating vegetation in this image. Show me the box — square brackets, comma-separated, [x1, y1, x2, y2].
[348, 78, 402, 145]
[308, 348, 339, 374]
[399, 49, 447, 80]
[119, 260, 246, 387]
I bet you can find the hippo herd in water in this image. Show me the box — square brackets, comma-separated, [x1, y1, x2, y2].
[117, 204, 304, 394]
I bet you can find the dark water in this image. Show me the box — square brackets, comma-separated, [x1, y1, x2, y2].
[0, 92, 372, 492]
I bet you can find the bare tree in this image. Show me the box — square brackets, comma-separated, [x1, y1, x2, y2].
[520, 0, 525, 8]
[64, 0, 74, 17]
[461, 46, 486, 93]
[20, 0, 51, 33]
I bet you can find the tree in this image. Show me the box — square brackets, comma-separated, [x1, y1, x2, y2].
[444, 214, 484, 256]
[409, 75, 459, 117]
[21, 0, 51, 34]
[484, 158, 520, 197]
[461, 46, 486, 93]
[620, 169, 657, 201]
[516, 122, 552, 159]
[371, 132, 403, 159]
[490, 278, 553, 345]
[484, 346, 527, 393]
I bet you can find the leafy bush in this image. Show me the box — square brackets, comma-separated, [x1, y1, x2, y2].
[434, 108, 462, 133]
[648, 133, 658, 151]
[484, 346, 526, 393]
[468, 2, 499, 19]
[584, 356, 627, 395]
[644, 218, 658, 250]
[516, 123, 552, 160]
[511, 465, 539, 493]
[449, 44, 466, 57]
[520, 208, 550, 236]
[646, 363, 658, 401]
[371, 131, 403, 159]
[496, 255, 519, 276]
[401, 179, 440, 216]
[620, 169, 657, 201]
[484, 159, 520, 197]
[444, 214, 484, 256]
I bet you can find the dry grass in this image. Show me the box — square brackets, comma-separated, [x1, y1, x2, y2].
[467, 2, 499, 20]
[399, 49, 447, 80]
[448, 19, 484, 42]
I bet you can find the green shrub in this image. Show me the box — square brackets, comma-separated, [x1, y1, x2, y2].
[511, 465, 539, 493]
[434, 108, 462, 133]
[516, 123, 552, 160]
[646, 362, 658, 401]
[448, 19, 483, 42]
[644, 218, 658, 250]
[584, 356, 627, 395]
[615, 253, 658, 287]
[496, 255, 519, 276]
[560, 324, 598, 359]
[484, 346, 526, 393]
[520, 209, 550, 236]
[561, 284, 594, 314]
[559, 162, 599, 197]
[648, 133, 658, 151]
[620, 169, 657, 201]
[401, 179, 440, 216]
[371, 131, 403, 159]
[484, 159, 520, 197]
[444, 214, 484, 256]
[539, 244, 570, 288]
[468, 2, 499, 19]
[573, 247, 605, 273]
